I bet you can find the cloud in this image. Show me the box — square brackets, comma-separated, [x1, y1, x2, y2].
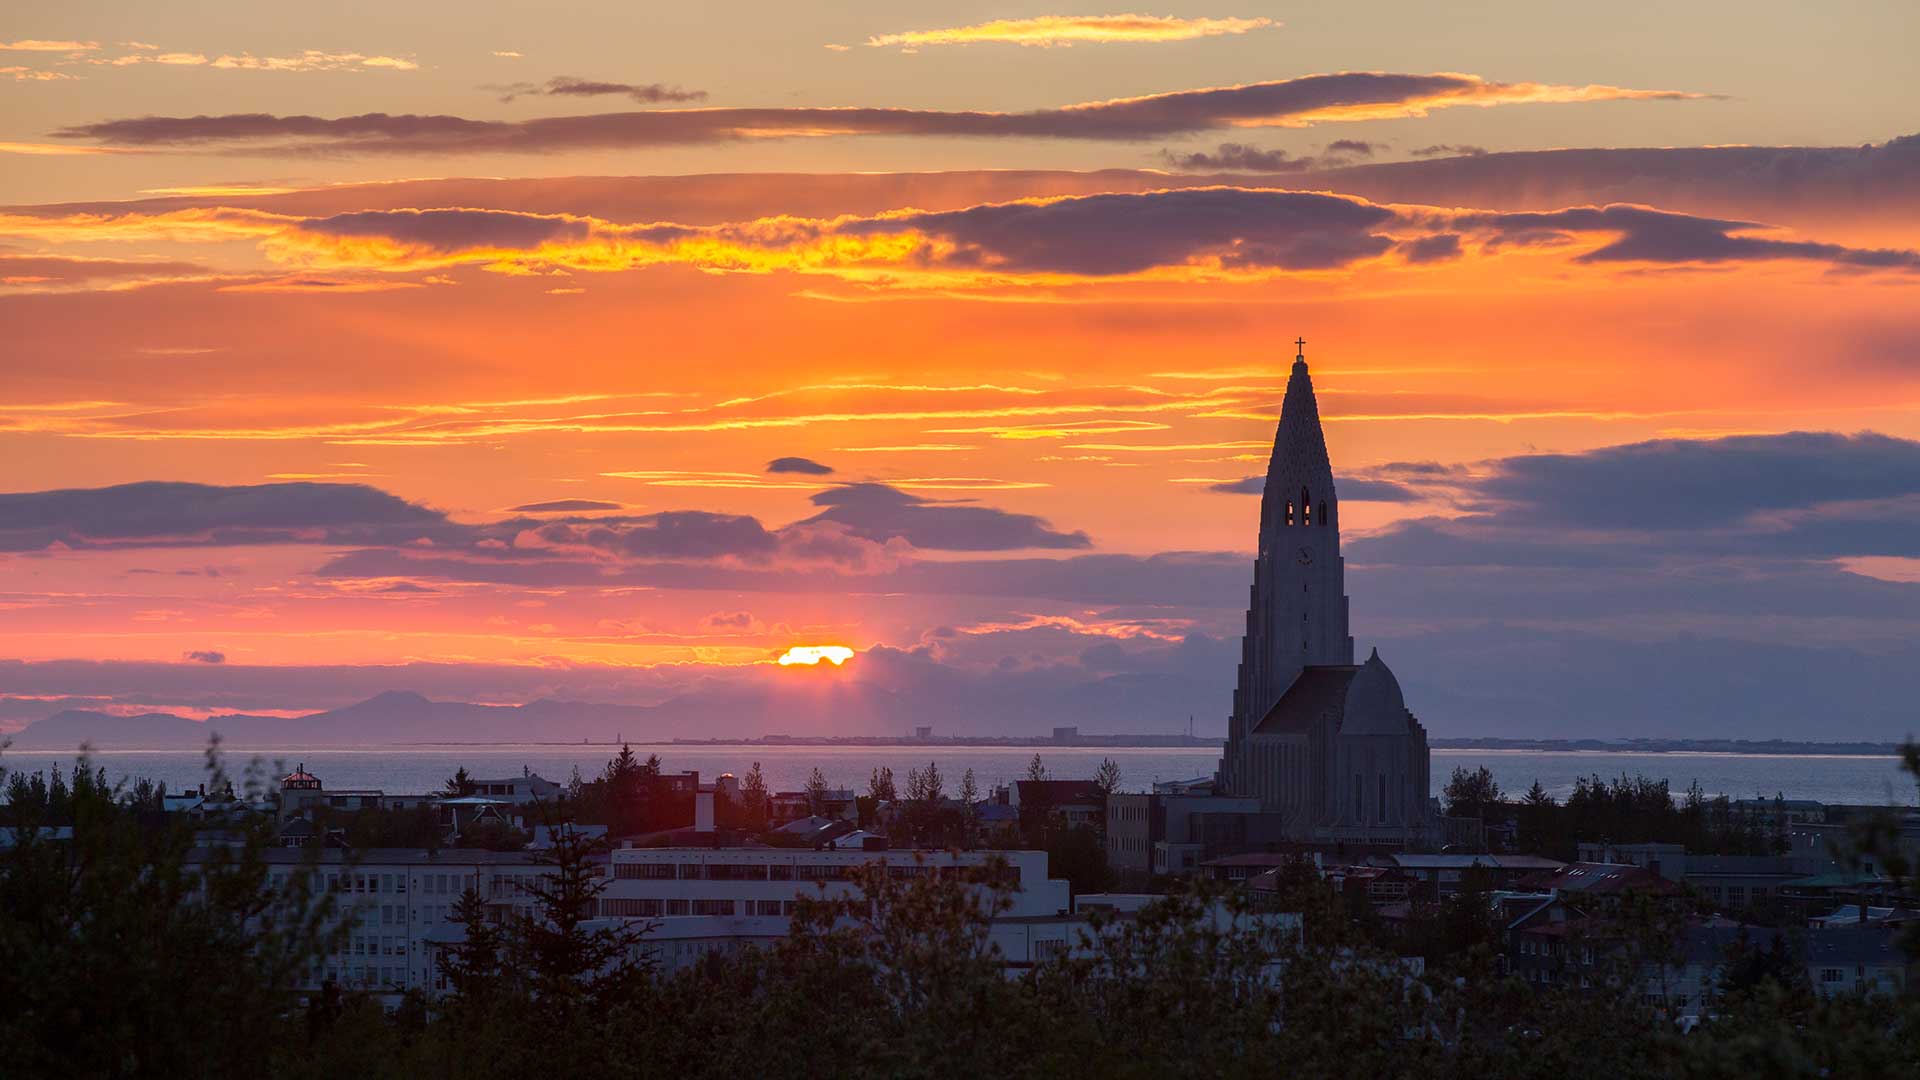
[10, 189, 1913, 293]
[3, 67, 77, 82]
[507, 499, 623, 512]
[1325, 138, 1378, 156]
[52, 71, 1703, 153]
[492, 50, 523, 59]
[1397, 232, 1462, 263]
[797, 482, 1091, 550]
[523, 511, 781, 560]
[0, 480, 455, 552]
[488, 76, 706, 104]
[184, 650, 226, 664]
[1470, 431, 1920, 531]
[1453, 204, 1920, 270]
[862, 14, 1275, 49]
[0, 253, 211, 289]
[0, 40, 97, 52]
[1410, 143, 1487, 158]
[1208, 475, 1421, 500]
[86, 49, 417, 71]
[767, 456, 834, 475]
[1161, 143, 1318, 172]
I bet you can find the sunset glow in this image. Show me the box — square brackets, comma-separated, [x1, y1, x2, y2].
[0, 2, 1917, 743]
[777, 646, 856, 667]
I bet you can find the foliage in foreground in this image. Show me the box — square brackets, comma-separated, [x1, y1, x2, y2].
[5, 749, 1920, 1079]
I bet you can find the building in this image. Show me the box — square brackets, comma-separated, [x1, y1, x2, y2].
[462, 772, 564, 804]
[597, 845, 1070, 922]
[1105, 792, 1272, 877]
[1010, 780, 1107, 833]
[1383, 853, 1565, 900]
[1216, 342, 1432, 845]
[195, 846, 560, 1006]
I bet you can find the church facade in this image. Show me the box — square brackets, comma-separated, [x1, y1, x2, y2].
[1217, 341, 1433, 845]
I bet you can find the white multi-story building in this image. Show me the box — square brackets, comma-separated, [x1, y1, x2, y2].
[239, 847, 558, 1003]
[597, 845, 1069, 922]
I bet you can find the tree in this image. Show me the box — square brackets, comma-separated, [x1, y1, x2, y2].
[903, 762, 945, 845]
[0, 745, 344, 1077]
[443, 766, 476, 798]
[957, 769, 980, 849]
[1026, 753, 1050, 781]
[741, 762, 769, 829]
[868, 766, 897, 804]
[1092, 758, 1122, 797]
[437, 887, 508, 1002]
[517, 825, 654, 1026]
[805, 767, 831, 817]
[1443, 765, 1503, 821]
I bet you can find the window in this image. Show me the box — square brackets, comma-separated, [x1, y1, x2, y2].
[614, 862, 678, 880]
[1034, 939, 1068, 961]
[692, 899, 735, 916]
[1377, 774, 1388, 824]
[664, 899, 690, 916]
[601, 898, 664, 917]
[1821, 968, 1844, 984]
[1353, 775, 1363, 820]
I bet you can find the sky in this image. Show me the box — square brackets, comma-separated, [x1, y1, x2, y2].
[3, 2, 1919, 741]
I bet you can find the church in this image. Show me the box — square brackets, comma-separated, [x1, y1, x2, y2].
[1216, 340, 1434, 845]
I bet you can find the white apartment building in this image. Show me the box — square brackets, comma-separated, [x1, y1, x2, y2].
[239, 847, 558, 1004]
[597, 845, 1070, 922]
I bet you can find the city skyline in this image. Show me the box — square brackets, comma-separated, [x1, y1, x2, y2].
[4, 3, 1920, 741]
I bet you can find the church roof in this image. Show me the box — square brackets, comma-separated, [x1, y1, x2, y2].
[1251, 665, 1359, 735]
[1342, 648, 1410, 736]
[1258, 349, 1337, 516]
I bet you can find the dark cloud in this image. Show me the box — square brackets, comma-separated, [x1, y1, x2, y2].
[1474, 431, 1920, 530]
[1161, 143, 1317, 172]
[506, 499, 624, 512]
[1324, 139, 1378, 156]
[529, 511, 780, 560]
[1398, 232, 1462, 263]
[1309, 134, 1920, 228]
[855, 188, 1400, 273]
[1208, 476, 1266, 495]
[488, 76, 706, 104]
[1454, 204, 1920, 270]
[766, 456, 834, 475]
[1209, 476, 1422, 500]
[1410, 144, 1487, 158]
[798, 483, 1091, 551]
[297, 207, 589, 254]
[0, 481, 454, 552]
[52, 72, 1696, 153]
[183, 650, 226, 664]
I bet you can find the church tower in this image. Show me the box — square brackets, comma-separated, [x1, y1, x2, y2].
[1220, 339, 1354, 794]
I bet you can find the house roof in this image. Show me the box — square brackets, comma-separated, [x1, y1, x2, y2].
[1514, 862, 1678, 895]
[1808, 927, 1906, 966]
[1252, 665, 1359, 736]
[1014, 780, 1105, 805]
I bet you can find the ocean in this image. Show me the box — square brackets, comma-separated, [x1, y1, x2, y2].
[3, 744, 1914, 807]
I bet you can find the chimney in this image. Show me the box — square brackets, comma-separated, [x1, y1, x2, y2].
[695, 786, 715, 833]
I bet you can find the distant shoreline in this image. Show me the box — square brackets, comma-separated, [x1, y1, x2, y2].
[4, 735, 1905, 757]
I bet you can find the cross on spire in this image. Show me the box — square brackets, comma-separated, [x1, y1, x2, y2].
[1294, 336, 1306, 360]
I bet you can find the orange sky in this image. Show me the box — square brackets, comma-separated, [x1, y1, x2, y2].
[2, 4, 1918, 740]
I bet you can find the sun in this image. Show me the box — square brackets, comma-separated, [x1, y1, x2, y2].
[776, 645, 856, 667]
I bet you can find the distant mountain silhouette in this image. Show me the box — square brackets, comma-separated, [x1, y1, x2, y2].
[8, 679, 905, 748]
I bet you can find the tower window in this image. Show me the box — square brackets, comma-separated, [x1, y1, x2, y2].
[1300, 487, 1311, 526]
[1320, 500, 1331, 527]
[1284, 499, 1293, 526]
